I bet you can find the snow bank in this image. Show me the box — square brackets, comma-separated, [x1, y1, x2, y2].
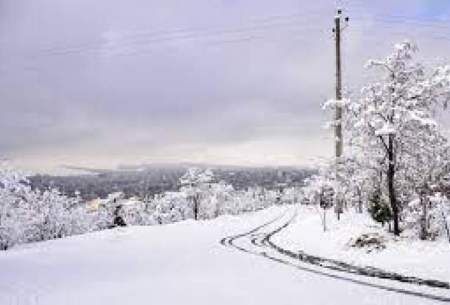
[272, 206, 450, 283]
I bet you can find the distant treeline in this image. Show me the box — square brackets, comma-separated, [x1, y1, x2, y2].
[29, 165, 316, 200]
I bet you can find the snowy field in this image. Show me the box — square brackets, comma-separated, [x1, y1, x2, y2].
[0, 206, 449, 305]
[272, 206, 450, 283]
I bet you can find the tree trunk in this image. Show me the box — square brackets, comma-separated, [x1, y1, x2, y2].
[387, 135, 400, 236]
[193, 195, 199, 221]
[442, 211, 450, 244]
[419, 194, 428, 240]
[357, 188, 363, 214]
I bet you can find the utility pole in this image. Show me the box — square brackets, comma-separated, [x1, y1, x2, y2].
[334, 10, 343, 159]
[332, 8, 349, 220]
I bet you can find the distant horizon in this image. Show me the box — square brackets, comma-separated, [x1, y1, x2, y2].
[21, 160, 319, 176]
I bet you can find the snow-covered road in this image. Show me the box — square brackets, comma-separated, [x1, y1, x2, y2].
[0, 206, 448, 305]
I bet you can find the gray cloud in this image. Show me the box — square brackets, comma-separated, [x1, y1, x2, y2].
[1, 0, 450, 173]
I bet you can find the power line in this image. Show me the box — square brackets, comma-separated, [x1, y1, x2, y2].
[7, 7, 450, 61]
[343, 4, 450, 29]
[351, 16, 450, 31]
[348, 22, 450, 45]
[35, 25, 317, 58]
[103, 33, 314, 59]
[34, 10, 329, 57]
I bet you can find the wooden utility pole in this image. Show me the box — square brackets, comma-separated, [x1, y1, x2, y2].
[334, 10, 343, 159]
[333, 9, 348, 220]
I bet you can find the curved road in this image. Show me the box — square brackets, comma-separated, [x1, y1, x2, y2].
[220, 207, 450, 303]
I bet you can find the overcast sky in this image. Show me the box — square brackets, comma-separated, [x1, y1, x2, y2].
[1, 0, 450, 173]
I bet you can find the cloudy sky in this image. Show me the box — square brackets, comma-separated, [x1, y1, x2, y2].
[1, 0, 450, 173]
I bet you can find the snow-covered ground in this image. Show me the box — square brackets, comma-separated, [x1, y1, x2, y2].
[0, 206, 448, 305]
[273, 205, 450, 283]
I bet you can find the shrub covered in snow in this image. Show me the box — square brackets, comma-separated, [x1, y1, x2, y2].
[0, 163, 93, 250]
[350, 233, 386, 253]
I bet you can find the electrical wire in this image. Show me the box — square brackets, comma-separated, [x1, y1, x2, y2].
[5, 5, 450, 62]
[34, 9, 329, 57]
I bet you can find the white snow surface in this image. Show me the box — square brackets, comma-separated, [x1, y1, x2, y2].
[273, 206, 450, 283]
[0, 206, 448, 305]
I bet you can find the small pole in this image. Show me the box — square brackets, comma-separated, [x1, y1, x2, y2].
[442, 211, 450, 244]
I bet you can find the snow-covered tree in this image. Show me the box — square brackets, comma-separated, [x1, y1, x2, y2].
[430, 193, 450, 243]
[0, 162, 92, 249]
[225, 187, 273, 214]
[303, 172, 334, 231]
[348, 41, 450, 235]
[205, 181, 234, 218]
[0, 164, 31, 249]
[179, 168, 214, 220]
[150, 192, 190, 224]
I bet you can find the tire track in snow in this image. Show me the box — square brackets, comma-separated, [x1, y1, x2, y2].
[220, 207, 450, 303]
[264, 212, 450, 289]
[219, 211, 287, 253]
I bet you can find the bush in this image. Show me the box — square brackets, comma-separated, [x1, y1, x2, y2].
[350, 233, 386, 252]
[368, 191, 393, 226]
[0, 164, 94, 249]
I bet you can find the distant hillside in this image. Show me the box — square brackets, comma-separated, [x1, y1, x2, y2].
[29, 164, 316, 200]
